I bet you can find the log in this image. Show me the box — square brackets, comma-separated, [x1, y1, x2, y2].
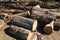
[11, 16, 37, 31]
[0, 8, 25, 13]
[0, 13, 12, 22]
[54, 19, 60, 31]
[13, 11, 30, 17]
[44, 20, 54, 35]
[8, 25, 38, 40]
[6, 4, 33, 10]
[30, 10, 55, 25]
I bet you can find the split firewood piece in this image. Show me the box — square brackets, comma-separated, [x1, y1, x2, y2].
[0, 13, 12, 22]
[11, 16, 37, 31]
[54, 19, 60, 31]
[44, 20, 54, 35]
[8, 25, 38, 40]
[0, 20, 5, 28]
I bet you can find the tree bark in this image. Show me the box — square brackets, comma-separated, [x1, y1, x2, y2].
[11, 16, 37, 31]
[13, 11, 30, 17]
[0, 13, 12, 22]
[8, 25, 38, 40]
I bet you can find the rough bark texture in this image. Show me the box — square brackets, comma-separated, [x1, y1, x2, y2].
[8, 25, 38, 40]
[11, 16, 37, 31]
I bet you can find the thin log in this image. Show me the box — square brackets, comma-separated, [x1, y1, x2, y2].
[11, 16, 37, 31]
[8, 25, 38, 40]
[44, 20, 54, 35]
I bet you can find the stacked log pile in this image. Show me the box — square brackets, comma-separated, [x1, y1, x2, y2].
[0, 1, 60, 40]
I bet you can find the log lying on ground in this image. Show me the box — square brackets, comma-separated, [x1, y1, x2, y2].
[0, 13, 12, 22]
[54, 19, 60, 31]
[0, 8, 25, 13]
[40, 2, 59, 9]
[11, 16, 37, 31]
[8, 25, 38, 40]
[44, 20, 54, 35]
[0, 20, 5, 28]
[30, 10, 55, 23]
[13, 11, 30, 17]
[6, 4, 33, 10]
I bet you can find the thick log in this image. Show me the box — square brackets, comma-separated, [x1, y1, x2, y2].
[11, 16, 37, 31]
[8, 25, 38, 40]
[54, 19, 60, 31]
[44, 20, 54, 35]
[30, 10, 55, 24]
[0, 13, 12, 22]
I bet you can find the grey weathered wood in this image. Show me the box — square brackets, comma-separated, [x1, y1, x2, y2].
[9, 25, 38, 40]
[44, 20, 54, 35]
[11, 16, 37, 31]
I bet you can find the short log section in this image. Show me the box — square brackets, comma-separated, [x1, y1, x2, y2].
[11, 16, 37, 31]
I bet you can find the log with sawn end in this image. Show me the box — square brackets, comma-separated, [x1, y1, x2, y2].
[11, 16, 37, 31]
[0, 13, 12, 22]
[44, 20, 54, 35]
[8, 25, 38, 40]
[0, 8, 26, 13]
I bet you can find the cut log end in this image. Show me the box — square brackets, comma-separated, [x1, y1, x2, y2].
[32, 20, 37, 31]
[44, 26, 52, 35]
